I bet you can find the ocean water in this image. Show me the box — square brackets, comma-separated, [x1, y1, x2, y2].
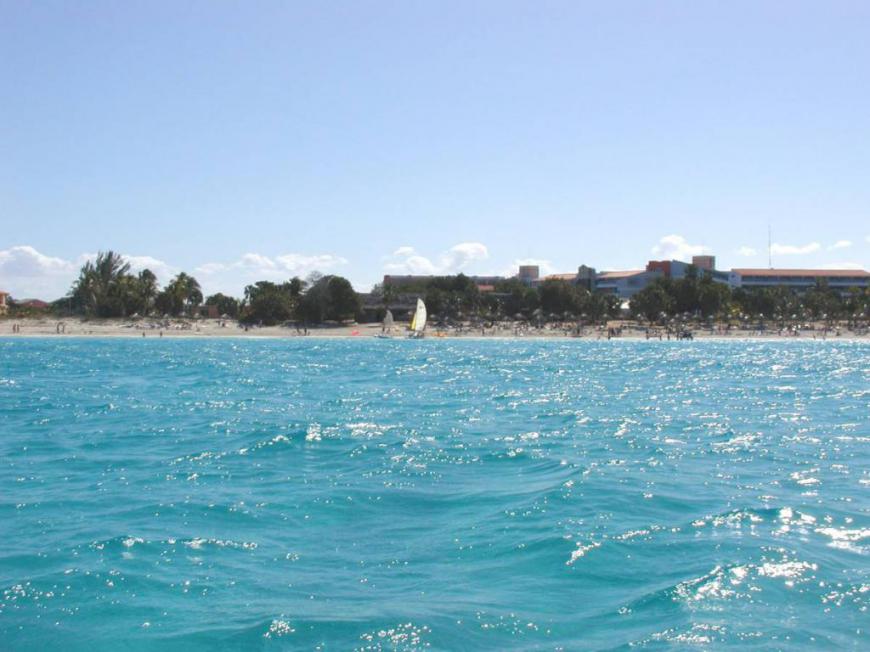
[1, 338, 868, 651]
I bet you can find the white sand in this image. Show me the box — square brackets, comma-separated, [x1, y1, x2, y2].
[1, 318, 865, 341]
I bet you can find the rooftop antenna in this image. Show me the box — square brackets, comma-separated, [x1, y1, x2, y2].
[768, 224, 772, 269]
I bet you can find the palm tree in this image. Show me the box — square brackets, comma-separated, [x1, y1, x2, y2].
[383, 282, 397, 310]
[160, 272, 203, 316]
[180, 273, 203, 314]
[70, 251, 131, 317]
[137, 269, 158, 316]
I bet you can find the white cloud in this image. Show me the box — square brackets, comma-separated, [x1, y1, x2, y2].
[828, 240, 852, 251]
[0, 245, 75, 277]
[651, 235, 710, 260]
[195, 252, 349, 295]
[120, 255, 175, 284]
[194, 262, 226, 275]
[0, 246, 181, 299]
[736, 246, 758, 257]
[770, 242, 821, 255]
[383, 242, 489, 275]
[195, 252, 346, 276]
[0, 246, 352, 300]
[275, 254, 347, 274]
[0, 246, 77, 299]
[820, 261, 864, 270]
[383, 248, 437, 274]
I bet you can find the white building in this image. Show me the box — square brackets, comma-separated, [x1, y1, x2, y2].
[729, 269, 870, 293]
[595, 270, 662, 298]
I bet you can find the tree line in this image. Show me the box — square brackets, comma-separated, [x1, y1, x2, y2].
[629, 267, 869, 325]
[50, 251, 361, 325]
[241, 274, 360, 325]
[371, 274, 623, 323]
[66, 252, 203, 318]
[13, 253, 868, 327]
[372, 270, 868, 326]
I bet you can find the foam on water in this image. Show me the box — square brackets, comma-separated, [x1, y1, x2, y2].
[1, 338, 868, 650]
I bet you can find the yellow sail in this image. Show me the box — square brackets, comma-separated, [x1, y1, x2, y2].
[409, 298, 426, 334]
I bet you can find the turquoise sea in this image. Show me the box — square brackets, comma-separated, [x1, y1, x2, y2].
[1, 338, 868, 650]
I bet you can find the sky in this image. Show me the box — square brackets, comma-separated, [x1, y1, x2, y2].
[2, 1, 869, 299]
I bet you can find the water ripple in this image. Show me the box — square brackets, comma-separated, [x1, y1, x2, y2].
[1, 338, 868, 650]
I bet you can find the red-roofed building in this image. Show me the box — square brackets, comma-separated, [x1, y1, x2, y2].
[17, 299, 50, 310]
[729, 268, 869, 293]
[597, 270, 645, 280]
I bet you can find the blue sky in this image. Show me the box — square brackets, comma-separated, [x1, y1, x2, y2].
[1, 1, 869, 298]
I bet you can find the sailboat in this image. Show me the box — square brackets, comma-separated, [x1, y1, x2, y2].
[408, 298, 427, 339]
[375, 309, 394, 339]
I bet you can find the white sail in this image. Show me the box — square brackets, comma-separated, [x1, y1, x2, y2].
[410, 298, 427, 333]
[383, 309, 394, 327]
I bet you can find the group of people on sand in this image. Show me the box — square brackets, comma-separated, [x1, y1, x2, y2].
[606, 326, 624, 339]
[642, 327, 693, 340]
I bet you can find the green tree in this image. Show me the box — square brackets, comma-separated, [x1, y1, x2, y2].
[324, 276, 360, 321]
[804, 280, 842, 321]
[733, 287, 776, 318]
[288, 277, 306, 298]
[135, 269, 159, 315]
[630, 281, 673, 323]
[496, 278, 540, 318]
[845, 287, 869, 324]
[205, 292, 240, 318]
[242, 281, 295, 325]
[297, 275, 361, 323]
[538, 280, 584, 318]
[156, 272, 203, 316]
[371, 281, 398, 309]
[697, 277, 730, 318]
[423, 287, 449, 319]
[585, 292, 620, 324]
[69, 251, 133, 317]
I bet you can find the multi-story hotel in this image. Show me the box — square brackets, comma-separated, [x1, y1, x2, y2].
[380, 257, 869, 300]
[729, 268, 870, 293]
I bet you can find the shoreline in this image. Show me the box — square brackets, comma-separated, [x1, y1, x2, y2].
[1, 318, 867, 341]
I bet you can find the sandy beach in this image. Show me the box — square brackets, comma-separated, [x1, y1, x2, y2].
[1, 317, 866, 340]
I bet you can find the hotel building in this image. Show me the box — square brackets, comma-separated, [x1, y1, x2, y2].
[729, 269, 870, 294]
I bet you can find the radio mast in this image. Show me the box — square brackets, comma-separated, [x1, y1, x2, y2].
[768, 225, 772, 268]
